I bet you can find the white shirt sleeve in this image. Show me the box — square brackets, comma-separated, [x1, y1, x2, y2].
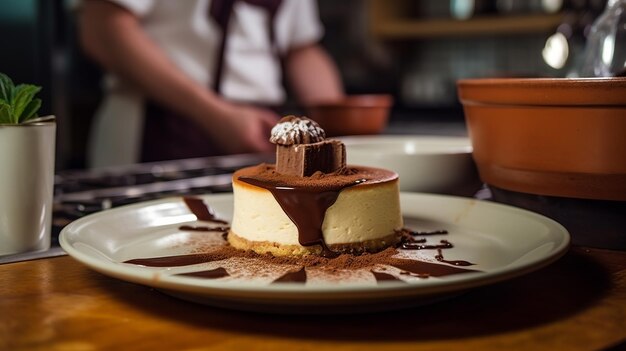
[102, 0, 155, 17]
[281, 0, 324, 52]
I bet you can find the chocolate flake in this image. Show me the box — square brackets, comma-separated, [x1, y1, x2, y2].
[176, 267, 230, 279]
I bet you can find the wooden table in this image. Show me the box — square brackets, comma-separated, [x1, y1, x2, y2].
[2, 246, 625, 351]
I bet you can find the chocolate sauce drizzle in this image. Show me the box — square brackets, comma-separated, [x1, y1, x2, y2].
[183, 197, 228, 224]
[176, 267, 230, 279]
[407, 229, 449, 236]
[178, 197, 230, 234]
[124, 253, 222, 267]
[238, 177, 365, 258]
[435, 248, 475, 267]
[179, 225, 230, 232]
[402, 239, 453, 250]
[399, 228, 454, 250]
[272, 267, 307, 283]
[389, 257, 477, 277]
[396, 228, 475, 268]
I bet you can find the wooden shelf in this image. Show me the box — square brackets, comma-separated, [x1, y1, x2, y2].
[368, 0, 565, 39]
[372, 14, 564, 39]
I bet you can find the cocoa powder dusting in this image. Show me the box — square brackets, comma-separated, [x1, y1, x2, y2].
[126, 242, 404, 269]
[191, 245, 411, 270]
[236, 164, 396, 190]
[126, 242, 478, 278]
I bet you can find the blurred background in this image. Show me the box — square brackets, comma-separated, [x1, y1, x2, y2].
[0, 0, 609, 170]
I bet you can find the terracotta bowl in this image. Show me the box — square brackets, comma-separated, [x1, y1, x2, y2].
[457, 77, 626, 201]
[306, 95, 393, 137]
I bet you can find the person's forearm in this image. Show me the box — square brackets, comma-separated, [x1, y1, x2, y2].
[285, 44, 344, 105]
[79, 0, 229, 124]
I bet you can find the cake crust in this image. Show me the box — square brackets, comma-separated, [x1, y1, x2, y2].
[228, 230, 402, 256]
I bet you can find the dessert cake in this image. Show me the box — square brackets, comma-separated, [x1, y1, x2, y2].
[228, 116, 403, 257]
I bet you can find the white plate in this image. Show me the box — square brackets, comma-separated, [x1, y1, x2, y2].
[339, 136, 475, 193]
[60, 193, 569, 313]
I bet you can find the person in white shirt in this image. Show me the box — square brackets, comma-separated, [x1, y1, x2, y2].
[79, 0, 343, 167]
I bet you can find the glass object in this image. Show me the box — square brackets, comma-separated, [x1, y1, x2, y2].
[574, 0, 626, 77]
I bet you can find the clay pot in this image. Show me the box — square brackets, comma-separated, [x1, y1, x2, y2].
[307, 95, 393, 137]
[457, 77, 626, 201]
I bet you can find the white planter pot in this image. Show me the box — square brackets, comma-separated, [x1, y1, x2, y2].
[0, 119, 56, 255]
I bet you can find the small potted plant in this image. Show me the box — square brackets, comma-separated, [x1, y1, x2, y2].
[0, 72, 56, 255]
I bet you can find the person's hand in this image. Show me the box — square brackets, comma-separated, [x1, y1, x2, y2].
[205, 103, 280, 154]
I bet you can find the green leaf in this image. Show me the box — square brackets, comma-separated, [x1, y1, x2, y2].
[0, 72, 42, 124]
[0, 102, 13, 124]
[19, 98, 41, 123]
[12, 84, 41, 122]
[0, 72, 14, 103]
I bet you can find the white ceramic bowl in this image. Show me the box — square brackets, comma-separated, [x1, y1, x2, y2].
[339, 135, 478, 194]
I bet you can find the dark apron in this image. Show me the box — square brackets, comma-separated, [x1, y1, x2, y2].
[141, 0, 283, 162]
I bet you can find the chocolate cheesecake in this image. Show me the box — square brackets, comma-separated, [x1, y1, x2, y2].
[228, 116, 403, 257]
